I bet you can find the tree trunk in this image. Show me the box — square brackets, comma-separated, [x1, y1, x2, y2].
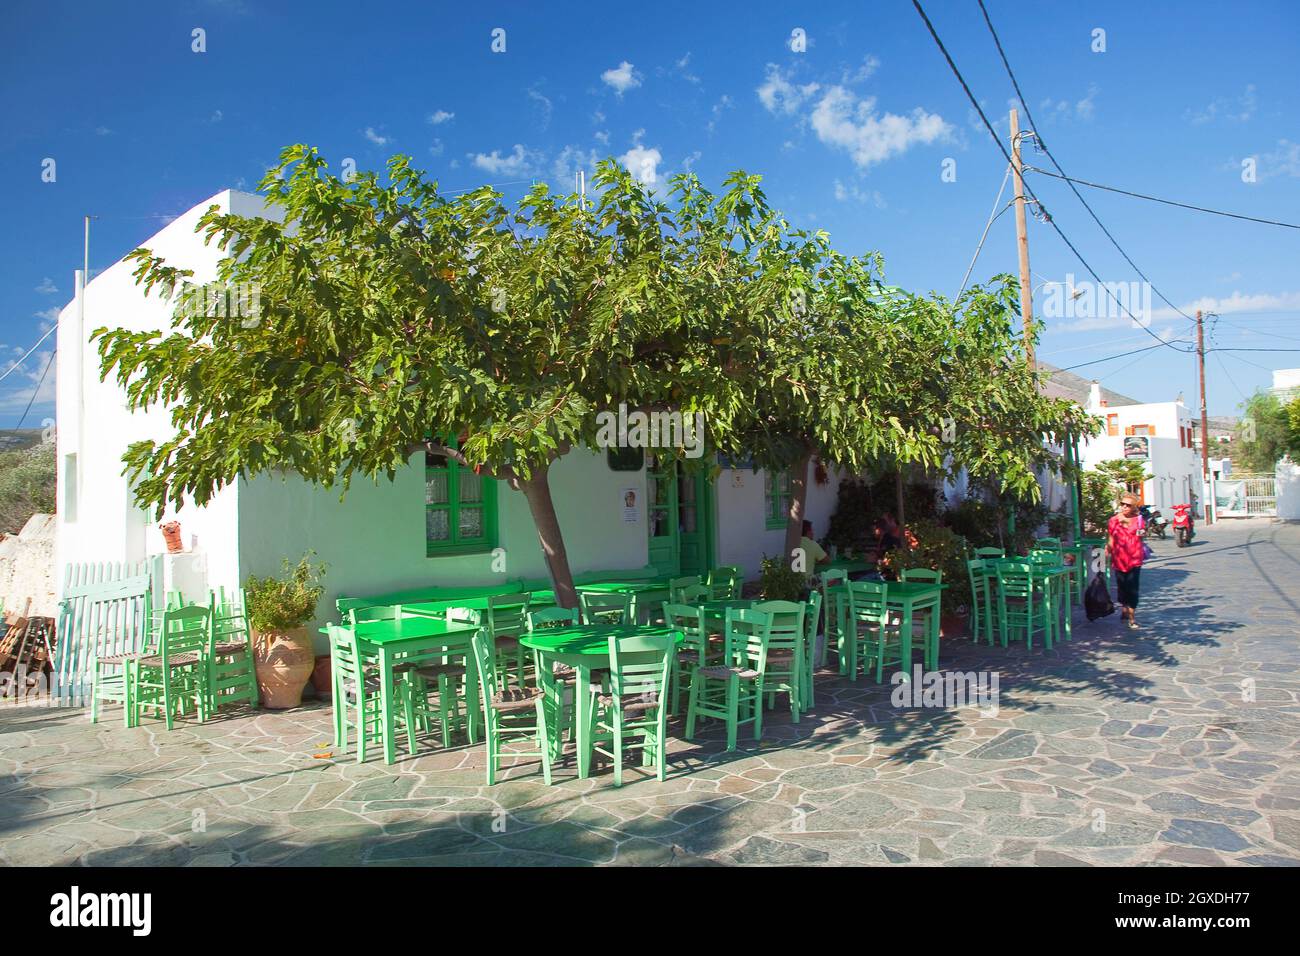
[895, 468, 906, 538]
[517, 465, 579, 610]
[783, 449, 813, 568]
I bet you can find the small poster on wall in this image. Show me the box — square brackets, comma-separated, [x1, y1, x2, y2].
[622, 488, 640, 524]
[1123, 436, 1150, 461]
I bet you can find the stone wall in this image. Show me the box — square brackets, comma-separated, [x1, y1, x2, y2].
[0, 513, 57, 620]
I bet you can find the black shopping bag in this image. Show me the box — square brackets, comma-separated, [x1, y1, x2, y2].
[1084, 572, 1115, 621]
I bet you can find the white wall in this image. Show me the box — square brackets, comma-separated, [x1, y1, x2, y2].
[236, 447, 651, 643]
[1277, 458, 1300, 521]
[713, 466, 841, 581]
[56, 190, 258, 600]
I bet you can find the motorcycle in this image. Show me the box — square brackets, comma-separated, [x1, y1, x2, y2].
[1171, 503, 1195, 548]
[1139, 504, 1168, 540]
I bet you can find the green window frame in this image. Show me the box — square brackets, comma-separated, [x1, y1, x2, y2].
[425, 438, 498, 556]
[764, 469, 791, 530]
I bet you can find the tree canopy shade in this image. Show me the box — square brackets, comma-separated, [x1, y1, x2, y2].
[94, 145, 1100, 603]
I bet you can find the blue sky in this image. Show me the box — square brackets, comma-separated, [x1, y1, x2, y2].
[3, 0, 1298, 427]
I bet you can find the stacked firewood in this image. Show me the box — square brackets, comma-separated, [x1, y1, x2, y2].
[0, 601, 55, 700]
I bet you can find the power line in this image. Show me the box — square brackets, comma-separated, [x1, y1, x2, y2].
[13, 349, 54, 432]
[976, 0, 1200, 332]
[1057, 342, 1168, 372]
[0, 324, 58, 388]
[958, 164, 1014, 294]
[1023, 167, 1300, 231]
[910, 0, 1194, 356]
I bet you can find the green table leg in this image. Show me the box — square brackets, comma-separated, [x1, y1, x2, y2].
[576, 661, 593, 779]
[899, 604, 913, 682]
[378, 648, 397, 765]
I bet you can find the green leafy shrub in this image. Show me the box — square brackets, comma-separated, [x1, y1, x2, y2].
[826, 473, 941, 552]
[881, 518, 973, 612]
[246, 553, 326, 634]
[0, 443, 56, 533]
[759, 554, 807, 602]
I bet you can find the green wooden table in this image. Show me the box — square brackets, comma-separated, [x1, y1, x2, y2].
[321, 616, 482, 765]
[401, 589, 558, 618]
[989, 560, 1073, 648]
[884, 580, 946, 674]
[520, 624, 682, 779]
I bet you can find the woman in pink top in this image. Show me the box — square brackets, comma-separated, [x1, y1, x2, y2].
[1106, 492, 1147, 630]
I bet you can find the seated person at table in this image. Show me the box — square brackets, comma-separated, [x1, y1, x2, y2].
[798, 519, 830, 577]
[872, 513, 901, 556]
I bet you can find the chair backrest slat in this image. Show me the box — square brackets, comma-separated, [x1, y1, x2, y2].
[580, 591, 633, 625]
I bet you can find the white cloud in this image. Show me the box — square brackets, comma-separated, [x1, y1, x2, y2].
[527, 88, 553, 129]
[757, 64, 820, 115]
[429, 139, 444, 157]
[594, 130, 610, 146]
[1034, 84, 1098, 123]
[602, 61, 642, 96]
[94, 126, 112, 136]
[364, 127, 391, 146]
[470, 144, 538, 177]
[620, 144, 663, 186]
[810, 86, 950, 169]
[1253, 139, 1300, 180]
[843, 55, 881, 84]
[707, 95, 733, 134]
[34, 278, 57, 295]
[210, 109, 223, 123]
[1153, 290, 1300, 322]
[0, 350, 56, 414]
[833, 179, 886, 208]
[552, 145, 598, 185]
[427, 110, 455, 125]
[34, 307, 60, 330]
[682, 150, 702, 172]
[1188, 84, 1256, 124]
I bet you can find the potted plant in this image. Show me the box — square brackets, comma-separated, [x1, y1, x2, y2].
[245, 553, 326, 709]
[882, 519, 972, 636]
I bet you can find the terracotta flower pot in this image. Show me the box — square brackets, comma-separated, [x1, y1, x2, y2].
[159, 521, 184, 553]
[310, 654, 333, 699]
[253, 626, 315, 709]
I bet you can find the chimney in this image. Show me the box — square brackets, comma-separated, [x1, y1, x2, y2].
[1088, 381, 1104, 410]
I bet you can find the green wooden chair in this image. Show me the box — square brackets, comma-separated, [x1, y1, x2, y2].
[131, 604, 211, 729]
[399, 609, 473, 750]
[1033, 537, 1063, 551]
[589, 631, 675, 786]
[899, 567, 943, 648]
[844, 580, 904, 683]
[819, 568, 849, 670]
[471, 630, 552, 786]
[801, 590, 823, 708]
[486, 594, 531, 690]
[685, 607, 772, 751]
[326, 624, 416, 762]
[678, 583, 711, 606]
[752, 600, 807, 722]
[974, 547, 1006, 560]
[526, 606, 585, 749]
[995, 561, 1053, 650]
[668, 575, 702, 604]
[966, 558, 997, 646]
[663, 602, 711, 716]
[706, 565, 744, 600]
[205, 589, 259, 715]
[579, 590, 633, 626]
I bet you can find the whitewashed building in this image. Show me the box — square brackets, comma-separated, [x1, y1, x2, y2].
[1077, 382, 1205, 514]
[55, 190, 841, 643]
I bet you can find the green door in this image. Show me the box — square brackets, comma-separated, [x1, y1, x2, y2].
[646, 452, 679, 576]
[646, 454, 713, 577]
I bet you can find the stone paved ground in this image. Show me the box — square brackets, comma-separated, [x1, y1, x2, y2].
[2, 519, 1297, 866]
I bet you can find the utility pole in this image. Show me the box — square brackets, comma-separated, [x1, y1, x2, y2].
[1010, 108, 1034, 367]
[1196, 309, 1213, 525]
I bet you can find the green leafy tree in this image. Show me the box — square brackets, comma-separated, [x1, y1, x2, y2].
[1236, 391, 1291, 472]
[96, 148, 722, 609]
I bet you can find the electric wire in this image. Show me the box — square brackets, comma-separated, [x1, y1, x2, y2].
[910, 0, 1195, 355]
[977, 0, 1196, 335]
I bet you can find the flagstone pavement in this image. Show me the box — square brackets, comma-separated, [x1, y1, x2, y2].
[2, 518, 1297, 867]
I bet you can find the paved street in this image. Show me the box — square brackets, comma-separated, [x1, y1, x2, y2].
[2, 518, 1297, 866]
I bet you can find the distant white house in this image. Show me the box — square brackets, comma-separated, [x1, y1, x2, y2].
[1077, 382, 1205, 515]
[1269, 367, 1300, 403]
[55, 190, 841, 642]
